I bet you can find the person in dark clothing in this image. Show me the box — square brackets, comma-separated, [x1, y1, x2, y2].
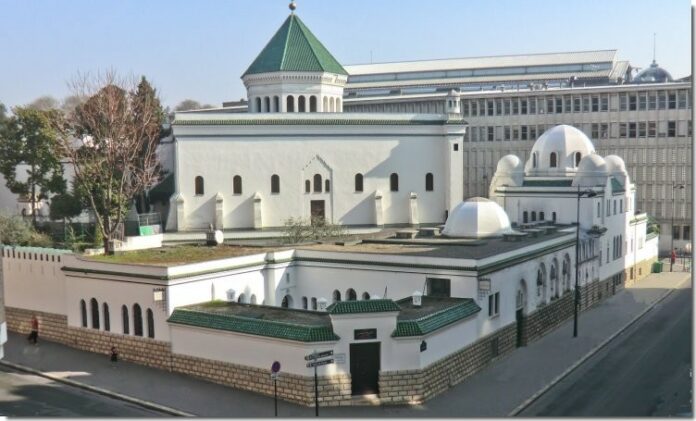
[110, 346, 118, 363]
[27, 315, 39, 345]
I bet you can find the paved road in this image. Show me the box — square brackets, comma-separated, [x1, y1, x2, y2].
[519, 287, 693, 417]
[0, 366, 165, 417]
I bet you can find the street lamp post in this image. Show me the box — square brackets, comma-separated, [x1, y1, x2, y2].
[574, 187, 597, 338]
[670, 182, 685, 272]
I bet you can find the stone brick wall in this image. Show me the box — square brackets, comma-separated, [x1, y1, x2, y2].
[171, 353, 353, 407]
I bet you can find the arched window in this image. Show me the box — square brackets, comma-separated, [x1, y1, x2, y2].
[575, 152, 582, 166]
[302, 296, 308, 309]
[305, 180, 311, 193]
[531, 211, 537, 222]
[271, 174, 280, 194]
[523, 211, 528, 223]
[133, 304, 143, 337]
[264, 97, 270, 113]
[90, 298, 100, 329]
[309, 96, 317, 112]
[346, 288, 357, 301]
[122, 305, 129, 334]
[540, 211, 545, 221]
[237, 293, 246, 303]
[195, 176, 204, 195]
[325, 179, 330, 193]
[332, 290, 341, 302]
[80, 299, 87, 328]
[286, 96, 295, 112]
[313, 174, 322, 192]
[354, 174, 363, 192]
[233, 175, 242, 195]
[552, 212, 557, 222]
[103, 303, 110, 331]
[273, 96, 280, 112]
[255, 97, 261, 112]
[425, 173, 434, 191]
[146, 308, 155, 338]
[298, 95, 306, 112]
[281, 295, 293, 308]
[533, 153, 538, 168]
[362, 292, 370, 300]
[390, 173, 399, 192]
[311, 297, 318, 310]
[550, 152, 557, 168]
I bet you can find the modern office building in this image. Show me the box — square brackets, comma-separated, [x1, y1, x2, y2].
[343, 52, 691, 253]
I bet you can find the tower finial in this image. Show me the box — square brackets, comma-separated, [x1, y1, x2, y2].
[653, 32, 656, 64]
[289, 1, 296, 12]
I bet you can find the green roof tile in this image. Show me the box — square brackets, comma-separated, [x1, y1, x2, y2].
[168, 308, 339, 343]
[392, 298, 481, 337]
[327, 299, 401, 315]
[243, 14, 347, 76]
[522, 179, 574, 187]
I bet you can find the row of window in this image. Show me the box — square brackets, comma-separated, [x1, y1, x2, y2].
[461, 89, 692, 117]
[251, 95, 342, 113]
[611, 235, 624, 260]
[79, 299, 155, 339]
[522, 211, 557, 224]
[194, 173, 437, 196]
[672, 225, 692, 241]
[466, 120, 691, 143]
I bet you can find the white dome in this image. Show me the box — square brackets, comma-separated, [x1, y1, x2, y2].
[496, 154, 523, 174]
[603, 155, 627, 175]
[573, 154, 608, 187]
[442, 198, 512, 238]
[526, 125, 596, 174]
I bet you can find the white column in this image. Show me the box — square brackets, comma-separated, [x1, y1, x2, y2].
[409, 192, 419, 226]
[374, 191, 384, 226]
[253, 192, 263, 229]
[214, 193, 224, 230]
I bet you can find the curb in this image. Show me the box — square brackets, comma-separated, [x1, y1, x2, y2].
[508, 281, 684, 416]
[0, 359, 194, 417]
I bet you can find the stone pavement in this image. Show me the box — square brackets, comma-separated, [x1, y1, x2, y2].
[1, 271, 690, 417]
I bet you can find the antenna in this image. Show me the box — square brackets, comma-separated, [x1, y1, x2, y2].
[653, 33, 656, 63]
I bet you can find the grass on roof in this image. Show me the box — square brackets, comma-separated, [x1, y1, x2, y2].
[86, 244, 288, 266]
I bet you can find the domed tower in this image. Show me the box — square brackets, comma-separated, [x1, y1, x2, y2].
[525, 125, 596, 177]
[242, 3, 348, 113]
[445, 90, 461, 118]
[632, 60, 674, 84]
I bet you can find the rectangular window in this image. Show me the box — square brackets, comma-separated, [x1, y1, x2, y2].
[673, 225, 681, 240]
[513, 127, 519, 140]
[487, 127, 494, 141]
[606, 200, 611, 216]
[668, 121, 676, 137]
[462, 101, 470, 117]
[583, 97, 590, 112]
[600, 95, 609, 111]
[648, 121, 657, 137]
[684, 225, 691, 241]
[529, 98, 537, 114]
[613, 200, 617, 215]
[547, 97, 554, 114]
[591, 123, 599, 139]
[520, 98, 528, 115]
[658, 92, 667, 109]
[471, 101, 478, 116]
[530, 126, 537, 140]
[504, 126, 511, 141]
[427, 278, 451, 297]
[504, 99, 511, 115]
[638, 122, 646, 138]
[555, 97, 563, 113]
[591, 96, 599, 112]
[488, 292, 500, 317]
[600, 123, 609, 139]
[512, 98, 519, 115]
[648, 94, 657, 110]
[619, 123, 628, 138]
[638, 93, 647, 110]
[521, 126, 528, 141]
[678, 91, 687, 109]
[564, 96, 571, 113]
[574, 97, 581, 113]
[487, 100, 494, 116]
[629, 94, 637, 110]
[619, 94, 628, 111]
[629, 121, 637, 137]
[668, 93, 677, 109]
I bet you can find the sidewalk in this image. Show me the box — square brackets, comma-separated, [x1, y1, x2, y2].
[2, 271, 690, 417]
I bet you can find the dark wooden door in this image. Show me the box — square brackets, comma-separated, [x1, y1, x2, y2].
[350, 342, 380, 396]
[516, 308, 525, 347]
[310, 200, 325, 224]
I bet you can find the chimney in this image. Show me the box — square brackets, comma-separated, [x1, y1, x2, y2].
[318, 297, 328, 311]
[412, 291, 423, 307]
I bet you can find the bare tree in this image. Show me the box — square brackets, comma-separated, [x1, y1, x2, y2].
[54, 71, 163, 254]
[27, 95, 60, 111]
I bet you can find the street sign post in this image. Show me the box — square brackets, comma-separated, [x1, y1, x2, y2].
[305, 350, 335, 417]
[270, 361, 281, 417]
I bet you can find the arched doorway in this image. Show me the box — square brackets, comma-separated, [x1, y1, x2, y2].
[550, 259, 559, 299]
[516, 279, 527, 347]
[536, 263, 547, 306]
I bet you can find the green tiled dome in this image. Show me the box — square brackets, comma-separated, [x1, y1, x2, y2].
[243, 14, 347, 77]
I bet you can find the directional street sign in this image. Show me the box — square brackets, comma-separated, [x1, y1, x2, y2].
[304, 350, 333, 361]
[306, 358, 334, 368]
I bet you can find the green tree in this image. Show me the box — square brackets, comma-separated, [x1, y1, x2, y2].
[49, 190, 84, 221]
[55, 74, 163, 254]
[0, 107, 66, 226]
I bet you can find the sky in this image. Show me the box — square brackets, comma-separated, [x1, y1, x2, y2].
[0, 0, 691, 110]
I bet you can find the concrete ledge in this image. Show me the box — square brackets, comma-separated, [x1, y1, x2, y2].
[0, 360, 194, 417]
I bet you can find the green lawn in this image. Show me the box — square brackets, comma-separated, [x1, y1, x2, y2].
[87, 244, 287, 266]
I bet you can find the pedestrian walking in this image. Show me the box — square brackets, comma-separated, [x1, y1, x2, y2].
[671, 248, 677, 271]
[110, 346, 118, 364]
[26, 315, 39, 345]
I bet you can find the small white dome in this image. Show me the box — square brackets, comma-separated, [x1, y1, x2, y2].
[526, 125, 596, 174]
[496, 154, 523, 174]
[603, 155, 627, 175]
[443, 197, 512, 238]
[573, 154, 608, 187]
